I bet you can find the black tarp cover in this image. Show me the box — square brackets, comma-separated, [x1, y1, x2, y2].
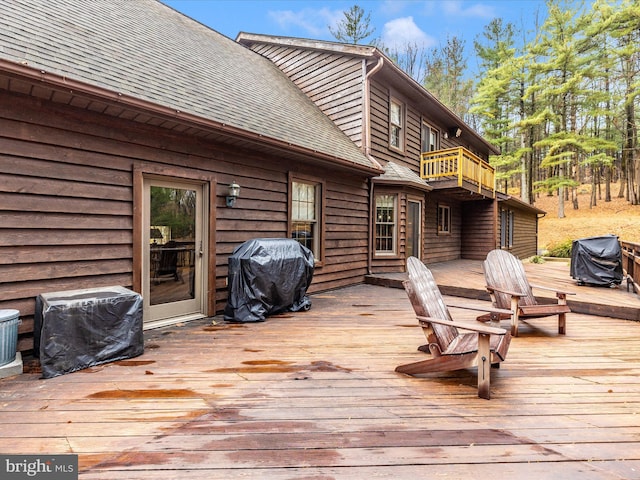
[224, 238, 314, 322]
[570, 235, 623, 286]
[36, 286, 143, 378]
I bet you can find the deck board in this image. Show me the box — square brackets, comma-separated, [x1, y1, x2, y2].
[1, 275, 640, 479]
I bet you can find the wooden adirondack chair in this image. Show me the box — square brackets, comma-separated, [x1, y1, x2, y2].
[481, 249, 575, 337]
[397, 256, 512, 399]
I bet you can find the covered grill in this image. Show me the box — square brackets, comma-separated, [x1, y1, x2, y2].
[570, 235, 623, 287]
[224, 238, 314, 322]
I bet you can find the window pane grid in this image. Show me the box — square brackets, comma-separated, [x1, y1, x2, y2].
[292, 181, 319, 258]
[292, 182, 316, 221]
[375, 195, 396, 253]
[390, 100, 403, 149]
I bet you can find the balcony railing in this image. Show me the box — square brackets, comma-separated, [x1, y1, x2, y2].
[621, 240, 639, 296]
[420, 147, 495, 197]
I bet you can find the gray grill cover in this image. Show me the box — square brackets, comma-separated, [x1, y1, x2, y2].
[224, 239, 314, 322]
[570, 235, 623, 286]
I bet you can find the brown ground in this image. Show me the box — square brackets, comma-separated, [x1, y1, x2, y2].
[532, 183, 640, 250]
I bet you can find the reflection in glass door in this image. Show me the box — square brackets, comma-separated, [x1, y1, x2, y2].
[144, 179, 205, 325]
[406, 200, 421, 259]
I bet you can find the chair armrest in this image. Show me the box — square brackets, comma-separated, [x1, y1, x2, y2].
[446, 301, 513, 317]
[529, 283, 576, 295]
[485, 284, 525, 297]
[416, 315, 507, 335]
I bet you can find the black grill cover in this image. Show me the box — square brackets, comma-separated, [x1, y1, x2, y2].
[570, 235, 623, 286]
[35, 286, 143, 379]
[224, 238, 314, 322]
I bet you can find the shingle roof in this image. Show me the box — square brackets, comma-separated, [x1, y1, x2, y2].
[0, 0, 379, 172]
[374, 162, 432, 191]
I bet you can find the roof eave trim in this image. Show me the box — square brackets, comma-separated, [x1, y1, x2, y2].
[236, 32, 377, 58]
[496, 192, 546, 214]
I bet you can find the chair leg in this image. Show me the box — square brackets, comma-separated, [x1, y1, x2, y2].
[477, 332, 491, 400]
[558, 294, 568, 334]
[510, 297, 520, 337]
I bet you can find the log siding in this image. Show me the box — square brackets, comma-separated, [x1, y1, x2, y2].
[423, 195, 463, 264]
[502, 205, 540, 259]
[0, 91, 372, 354]
[461, 200, 496, 260]
[245, 43, 365, 147]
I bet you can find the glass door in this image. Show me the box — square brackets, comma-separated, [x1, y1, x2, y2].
[143, 178, 206, 325]
[406, 200, 422, 259]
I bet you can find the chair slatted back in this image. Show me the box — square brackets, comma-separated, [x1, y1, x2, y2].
[483, 249, 537, 309]
[406, 257, 458, 350]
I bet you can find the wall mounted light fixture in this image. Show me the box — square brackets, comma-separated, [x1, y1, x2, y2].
[226, 181, 240, 207]
[448, 126, 462, 138]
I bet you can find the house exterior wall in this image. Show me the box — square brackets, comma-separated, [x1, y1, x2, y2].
[0, 91, 371, 353]
[423, 194, 463, 263]
[369, 80, 472, 268]
[461, 200, 497, 260]
[501, 205, 540, 259]
[369, 80, 419, 167]
[243, 39, 540, 274]
[368, 79, 490, 166]
[244, 43, 365, 148]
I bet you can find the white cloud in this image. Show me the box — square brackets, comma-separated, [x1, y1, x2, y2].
[268, 8, 342, 37]
[382, 16, 437, 50]
[441, 1, 496, 19]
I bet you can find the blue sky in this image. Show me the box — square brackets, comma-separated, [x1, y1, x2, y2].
[164, 1, 548, 67]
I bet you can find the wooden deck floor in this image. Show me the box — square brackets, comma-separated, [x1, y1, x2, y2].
[369, 258, 640, 320]
[1, 266, 640, 479]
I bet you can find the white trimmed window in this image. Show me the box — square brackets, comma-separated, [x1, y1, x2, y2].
[389, 98, 404, 150]
[291, 180, 321, 258]
[375, 194, 396, 254]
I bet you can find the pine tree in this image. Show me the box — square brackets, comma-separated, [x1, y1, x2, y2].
[583, 0, 622, 206]
[605, 0, 640, 204]
[329, 5, 375, 45]
[423, 36, 474, 119]
[524, 1, 597, 218]
[470, 19, 523, 197]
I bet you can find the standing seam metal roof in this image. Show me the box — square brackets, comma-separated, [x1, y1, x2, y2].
[0, 0, 378, 171]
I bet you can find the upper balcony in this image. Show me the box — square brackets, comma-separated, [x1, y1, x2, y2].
[420, 147, 496, 198]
